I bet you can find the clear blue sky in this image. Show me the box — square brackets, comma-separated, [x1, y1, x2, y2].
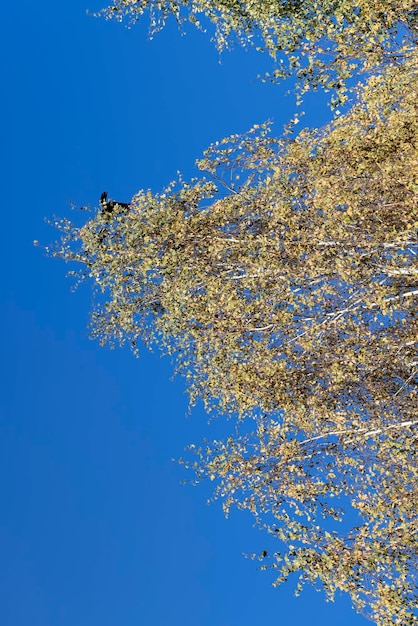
[0, 1, 367, 625]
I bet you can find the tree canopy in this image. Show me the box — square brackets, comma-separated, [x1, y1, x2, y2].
[51, 51, 417, 423]
[47, 4, 418, 624]
[97, 0, 418, 105]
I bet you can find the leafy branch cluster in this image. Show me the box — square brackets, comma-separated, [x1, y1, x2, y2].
[97, 0, 418, 105]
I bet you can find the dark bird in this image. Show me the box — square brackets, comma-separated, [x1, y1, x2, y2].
[100, 191, 130, 217]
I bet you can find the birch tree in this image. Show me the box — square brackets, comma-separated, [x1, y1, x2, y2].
[47, 25, 418, 626]
[186, 411, 418, 625]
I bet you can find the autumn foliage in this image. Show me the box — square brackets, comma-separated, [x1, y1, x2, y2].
[49, 3, 418, 624]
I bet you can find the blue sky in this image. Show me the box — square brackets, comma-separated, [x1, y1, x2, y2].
[0, 1, 368, 625]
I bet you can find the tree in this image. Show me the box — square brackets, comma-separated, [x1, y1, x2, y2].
[186, 413, 417, 625]
[47, 0, 418, 620]
[96, 0, 418, 106]
[48, 44, 418, 622]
